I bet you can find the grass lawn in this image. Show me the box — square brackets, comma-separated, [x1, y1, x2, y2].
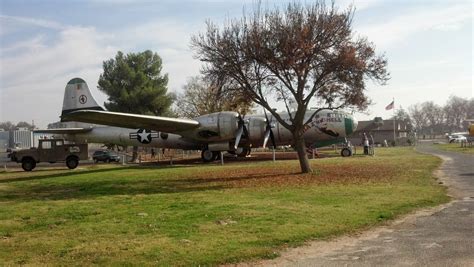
[434, 143, 474, 155]
[0, 147, 449, 266]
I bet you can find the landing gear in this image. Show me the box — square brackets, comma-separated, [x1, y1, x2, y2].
[212, 151, 221, 161]
[341, 147, 352, 157]
[202, 147, 250, 162]
[236, 147, 251, 157]
[228, 147, 250, 157]
[201, 149, 215, 162]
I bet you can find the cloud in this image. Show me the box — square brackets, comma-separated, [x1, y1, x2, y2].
[0, 15, 67, 30]
[0, 15, 205, 126]
[0, 35, 46, 55]
[118, 19, 205, 91]
[0, 23, 117, 126]
[356, 4, 472, 47]
[336, 0, 381, 11]
[1, 27, 116, 88]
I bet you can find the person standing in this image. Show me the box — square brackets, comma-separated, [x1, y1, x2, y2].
[363, 133, 369, 155]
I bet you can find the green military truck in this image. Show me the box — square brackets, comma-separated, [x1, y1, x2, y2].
[8, 139, 88, 171]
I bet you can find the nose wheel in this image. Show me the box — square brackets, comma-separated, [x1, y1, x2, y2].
[341, 147, 353, 157]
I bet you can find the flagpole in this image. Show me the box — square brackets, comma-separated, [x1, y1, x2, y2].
[393, 97, 396, 144]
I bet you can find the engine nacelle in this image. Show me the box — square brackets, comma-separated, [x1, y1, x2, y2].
[194, 111, 239, 141]
[247, 117, 267, 144]
[208, 142, 232, 151]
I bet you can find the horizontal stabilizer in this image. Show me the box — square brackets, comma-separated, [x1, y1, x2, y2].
[34, 128, 93, 134]
[62, 110, 200, 133]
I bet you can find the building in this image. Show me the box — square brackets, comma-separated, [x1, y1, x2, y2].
[12, 130, 34, 148]
[0, 130, 10, 151]
[349, 118, 411, 145]
[0, 129, 42, 149]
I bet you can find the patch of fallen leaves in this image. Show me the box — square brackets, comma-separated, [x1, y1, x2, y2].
[179, 161, 398, 189]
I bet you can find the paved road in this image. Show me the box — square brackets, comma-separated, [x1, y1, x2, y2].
[253, 143, 474, 267]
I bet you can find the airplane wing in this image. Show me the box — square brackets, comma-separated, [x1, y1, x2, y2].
[62, 110, 200, 133]
[34, 128, 93, 134]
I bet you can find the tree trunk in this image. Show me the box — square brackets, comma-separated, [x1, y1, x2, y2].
[293, 134, 312, 173]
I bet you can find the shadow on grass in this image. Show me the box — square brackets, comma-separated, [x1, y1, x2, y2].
[0, 179, 225, 202]
[0, 165, 193, 184]
[0, 166, 309, 202]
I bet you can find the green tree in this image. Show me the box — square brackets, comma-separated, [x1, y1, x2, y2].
[98, 50, 174, 116]
[98, 50, 175, 160]
[192, 1, 388, 173]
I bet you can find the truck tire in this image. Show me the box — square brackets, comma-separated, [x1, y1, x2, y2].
[21, 158, 36, 171]
[66, 156, 79, 169]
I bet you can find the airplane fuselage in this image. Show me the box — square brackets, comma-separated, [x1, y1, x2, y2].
[58, 109, 357, 150]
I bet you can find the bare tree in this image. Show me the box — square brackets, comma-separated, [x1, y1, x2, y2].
[0, 121, 16, 131]
[408, 104, 426, 134]
[192, 1, 388, 173]
[16, 121, 35, 130]
[419, 101, 444, 136]
[466, 98, 474, 128]
[0, 121, 35, 131]
[175, 76, 254, 118]
[444, 95, 469, 132]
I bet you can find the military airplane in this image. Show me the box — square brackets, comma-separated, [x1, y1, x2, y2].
[36, 78, 358, 162]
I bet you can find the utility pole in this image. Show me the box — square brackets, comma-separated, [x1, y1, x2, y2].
[393, 98, 396, 143]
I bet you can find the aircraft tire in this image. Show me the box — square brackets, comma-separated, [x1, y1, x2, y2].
[66, 156, 79, 169]
[21, 157, 36, 171]
[340, 148, 352, 157]
[201, 149, 215, 162]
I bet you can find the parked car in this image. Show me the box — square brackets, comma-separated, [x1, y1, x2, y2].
[92, 150, 120, 163]
[448, 134, 467, 143]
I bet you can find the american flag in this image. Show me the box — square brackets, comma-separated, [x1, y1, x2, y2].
[385, 100, 394, 110]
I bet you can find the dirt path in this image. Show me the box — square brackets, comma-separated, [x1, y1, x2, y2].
[234, 142, 474, 267]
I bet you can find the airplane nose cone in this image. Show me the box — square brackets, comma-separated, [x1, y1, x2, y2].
[352, 117, 358, 132]
[344, 116, 358, 136]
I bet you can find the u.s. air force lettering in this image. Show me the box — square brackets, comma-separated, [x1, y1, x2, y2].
[129, 129, 159, 144]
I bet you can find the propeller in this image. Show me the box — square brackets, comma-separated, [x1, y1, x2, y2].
[263, 110, 277, 149]
[234, 114, 249, 150]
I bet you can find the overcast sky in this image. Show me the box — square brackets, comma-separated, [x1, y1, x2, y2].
[0, 0, 472, 128]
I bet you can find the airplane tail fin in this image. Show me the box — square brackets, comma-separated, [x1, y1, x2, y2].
[61, 78, 104, 122]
